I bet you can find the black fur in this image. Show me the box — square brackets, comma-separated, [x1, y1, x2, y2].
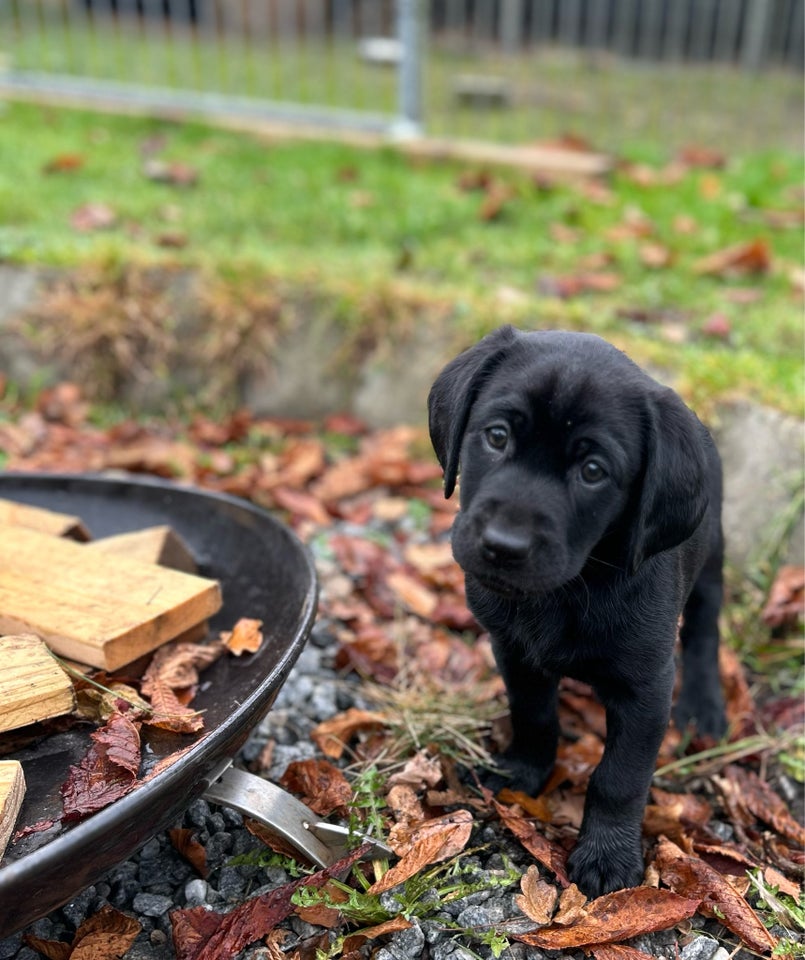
[428, 326, 726, 897]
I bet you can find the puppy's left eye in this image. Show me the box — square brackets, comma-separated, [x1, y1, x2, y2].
[580, 459, 607, 484]
[485, 425, 509, 451]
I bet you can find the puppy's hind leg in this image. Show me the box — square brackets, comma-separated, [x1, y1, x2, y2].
[674, 542, 727, 739]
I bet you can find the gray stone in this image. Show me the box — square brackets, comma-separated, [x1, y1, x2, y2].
[61, 886, 96, 928]
[391, 917, 426, 959]
[184, 879, 210, 905]
[0, 935, 22, 960]
[680, 936, 729, 960]
[217, 865, 248, 900]
[132, 893, 174, 918]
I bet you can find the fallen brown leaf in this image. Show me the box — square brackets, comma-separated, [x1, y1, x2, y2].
[719, 764, 805, 847]
[70, 202, 117, 232]
[694, 238, 772, 276]
[26, 904, 141, 960]
[170, 828, 208, 878]
[515, 865, 558, 924]
[553, 882, 588, 925]
[341, 916, 413, 955]
[171, 845, 370, 960]
[655, 836, 778, 955]
[279, 758, 352, 818]
[310, 708, 387, 759]
[221, 617, 264, 656]
[61, 712, 141, 821]
[515, 886, 699, 949]
[590, 945, 658, 960]
[761, 565, 804, 630]
[369, 810, 474, 894]
[494, 798, 570, 886]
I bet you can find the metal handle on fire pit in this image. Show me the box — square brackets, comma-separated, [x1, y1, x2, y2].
[203, 764, 391, 868]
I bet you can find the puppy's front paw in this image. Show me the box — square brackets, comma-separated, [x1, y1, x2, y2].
[567, 829, 645, 899]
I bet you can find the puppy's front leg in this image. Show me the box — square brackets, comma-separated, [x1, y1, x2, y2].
[490, 637, 559, 797]
[567, 669, 674, 897]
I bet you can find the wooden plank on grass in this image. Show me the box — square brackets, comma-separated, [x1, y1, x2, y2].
[0, 524, 222, 671]
[84, 525, 198, 573]
[0, 761, 25, 861]
[0, 634, 76, 732]
[0, 498, 91, 541]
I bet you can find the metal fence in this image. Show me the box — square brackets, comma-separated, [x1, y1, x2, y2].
[2, 1, 803, 150]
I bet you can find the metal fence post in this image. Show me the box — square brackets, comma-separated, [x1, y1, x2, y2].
[394, 0, 423, 138]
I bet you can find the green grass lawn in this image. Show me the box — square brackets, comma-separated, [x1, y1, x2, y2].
[0, 99, 802, 414]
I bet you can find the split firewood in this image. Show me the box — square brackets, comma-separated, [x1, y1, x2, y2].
[0, 761, 25, 861]
[0, 498, 90, 541]
[83, 525, 198, 574]
[0, 524, 222, 670]
[0, 634, 75, 732]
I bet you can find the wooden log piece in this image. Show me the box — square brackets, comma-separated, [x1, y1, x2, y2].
[0, 524, 222, 670]
[83, 525, 198, 574]
[0, 760, 25, 861]
[0, 498, 91, 541]
[0, 634, 76, 732]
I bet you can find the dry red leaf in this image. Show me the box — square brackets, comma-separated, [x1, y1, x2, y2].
[589, 945, 657, 960]
[221, 617, 264, 656]
[386, 571, 438, 619]
[497, 789, 553, 823]
[143, 640, 226, 693]
[171, 844, 369, 960]
[494, 798, 570, 886]
[341, 916, 413, 954]
[678, 145, 727, 168]
[141, 675, 205, 734]
[553, 883, 588, 925]
[43, 153, 86, 175]
[655, 837, 778, 955]
[310, 708, 387, 759]
[515, 865, 558, 924]
[761, 565, 805, 630]
[368, 809, 474, 894]
[25, 905, 141, 959]
[278, 758, 352, 818]
[61, 712, 141, 821]
[270, 486, 333, 525]
[538, 272, 622, 298]
[169, 828, 208, 878]
[335, 625, 400, 683]
[70, 202, 117, 232]
[694, 238, 772, 276]
[515, 886, 700, 949]
[717, 646, 757, 737]
[387, 749, 444, 791]
[719, 765, 805, 847]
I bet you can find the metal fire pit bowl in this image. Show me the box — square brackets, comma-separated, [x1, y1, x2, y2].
[0, 473, 318, 936]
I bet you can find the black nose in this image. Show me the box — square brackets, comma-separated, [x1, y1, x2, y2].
[480, 523, 530, 563]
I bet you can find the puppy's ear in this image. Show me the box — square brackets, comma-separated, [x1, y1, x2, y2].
[628, 389, 711, 572]
[428, 325, 517, 498]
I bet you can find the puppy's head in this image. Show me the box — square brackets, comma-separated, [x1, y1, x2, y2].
[428, 326, 709, 594]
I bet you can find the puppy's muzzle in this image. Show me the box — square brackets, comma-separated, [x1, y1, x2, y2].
[480, 522, 531, 565]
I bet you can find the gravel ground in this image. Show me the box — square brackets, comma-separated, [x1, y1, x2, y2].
[0, 534, 784, 960]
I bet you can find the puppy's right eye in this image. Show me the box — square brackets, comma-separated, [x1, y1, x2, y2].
[485, 425, 509, 451]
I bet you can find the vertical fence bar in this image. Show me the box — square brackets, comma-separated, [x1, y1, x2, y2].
[395, 0, 422, 136]
[742, 0, 773, 69]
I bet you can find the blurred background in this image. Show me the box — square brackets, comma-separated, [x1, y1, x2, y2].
[2, 0, 802, 150]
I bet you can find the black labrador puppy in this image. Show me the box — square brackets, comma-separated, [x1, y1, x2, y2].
[428, 326, 726, 897]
